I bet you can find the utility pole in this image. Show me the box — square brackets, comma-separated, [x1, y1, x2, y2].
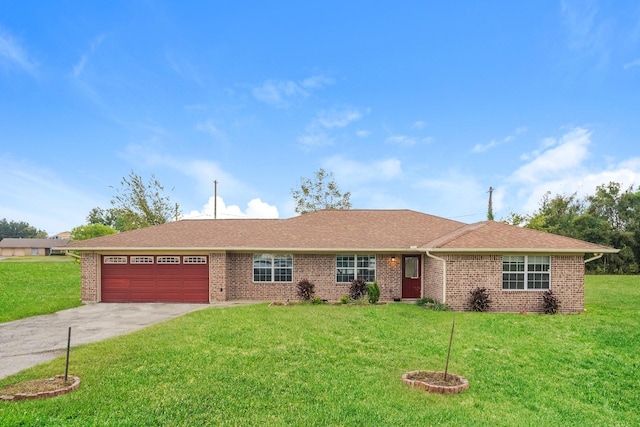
[214, 180, 218, 219]
[487, 186, 494, 221]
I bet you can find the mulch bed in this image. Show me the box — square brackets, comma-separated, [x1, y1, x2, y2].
[0, 375, 80, 401]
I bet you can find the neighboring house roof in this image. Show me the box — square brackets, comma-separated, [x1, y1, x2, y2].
[0, 238, 70, 249]
[68, 209, 617, 254]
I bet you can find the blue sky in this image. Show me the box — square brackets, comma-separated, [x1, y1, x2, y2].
[1, 1, 639, 235]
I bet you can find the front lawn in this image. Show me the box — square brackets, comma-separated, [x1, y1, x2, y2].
[1, 276, 638, 426]
[0, 258, 81, 323]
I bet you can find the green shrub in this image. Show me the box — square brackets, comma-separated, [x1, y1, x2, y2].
[339, 295, 350, 304]
[542, 289, 560, 314]
[366, 280, 380, 304]
[469, 286, 492, 312]
[311, 297, 325, 305]
[349, 277, 367, 300]
[296, 278, 315, 301]
[431, 302, 451, 311]
[416, 297, 435, 307]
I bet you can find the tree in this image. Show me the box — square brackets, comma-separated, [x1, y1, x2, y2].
[291, 168, 351, 215]
[70, 224, 118, 241]
[86, 207, 126, 231]
[519, 182, 640, 274]
[109, 171, 180, 231]
[0, 218, 47, 239]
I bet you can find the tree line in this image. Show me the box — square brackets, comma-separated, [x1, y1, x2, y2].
[0, 219, 47, 240]
[503, 182, 640, 274]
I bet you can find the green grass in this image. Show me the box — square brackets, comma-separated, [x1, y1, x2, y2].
[1, 275, 639, 426]
[0, 257, 81, 322]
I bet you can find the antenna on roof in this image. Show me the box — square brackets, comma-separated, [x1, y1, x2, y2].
[487, 186, 494, 221]
[214, 180, 218, 219]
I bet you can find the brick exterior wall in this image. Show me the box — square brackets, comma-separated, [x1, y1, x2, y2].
[80, 252, 99, 303]
[209, 252, 227, 302]
[77, 250, 584, 313]
[225, 253, 402, 302]
[439, 254, 585, 314]
[423, 255, 444, 302]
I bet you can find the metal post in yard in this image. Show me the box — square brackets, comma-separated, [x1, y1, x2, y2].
[64, 327, 71, 382]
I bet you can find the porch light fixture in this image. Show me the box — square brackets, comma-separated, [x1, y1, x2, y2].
[391, 255, 396, 263]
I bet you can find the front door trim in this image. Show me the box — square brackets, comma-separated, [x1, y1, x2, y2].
[402, 254, 422, 299]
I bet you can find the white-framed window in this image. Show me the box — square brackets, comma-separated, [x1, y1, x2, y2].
[104, 256, 128, 264]
[157, 256, 180, 264]
[336, 254, 376, 283]
[183, 256, 207, 264]
[253, 254, 293, 282]
[130, 256, 154, 264]
[502, 255, 550, 290]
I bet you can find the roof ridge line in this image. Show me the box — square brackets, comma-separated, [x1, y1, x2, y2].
[420, 221, 489, 249]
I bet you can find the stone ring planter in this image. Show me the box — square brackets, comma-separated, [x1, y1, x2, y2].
[0, 375, 81, 401]
[402, 370, 468, 394]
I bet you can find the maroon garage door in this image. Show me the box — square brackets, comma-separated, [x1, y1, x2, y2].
[101, 255, 209, 303]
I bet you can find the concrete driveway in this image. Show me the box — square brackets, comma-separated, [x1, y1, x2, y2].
[0, 302, 251, 379]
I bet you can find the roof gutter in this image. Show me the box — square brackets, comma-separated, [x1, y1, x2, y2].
[425, 251, 446, 304]
[584, 253, 604, 264]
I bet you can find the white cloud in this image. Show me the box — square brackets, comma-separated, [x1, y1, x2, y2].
[298, 107, 366, 149]
[252, 74, 334, 108]
[0, 26, 37, 74]
[560, 0, 612, 66]
[355, 130, 370, 138]
[298, 132, 334, 148]
[165, 51, 203, 85]
[316, 108, 363, 128]
[623, 58, 640, 70]
[72, 35, 105, 79]
[413, 121, 427, 129]
[472, 139, 499, 153]
[473, 126, 527, 153]
[512, 127, 591, 184]
[120, 142, 247, 197]
[500, 127, 640, 217]
[195, 118, 225, 142]
[301, 74, 334, 89]
[386, 135, 433, 146]
[183, 196, 278, 219]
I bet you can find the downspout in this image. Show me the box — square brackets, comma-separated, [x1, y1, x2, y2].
[425, 251, 447, 303]
[584, 253, 603, 264]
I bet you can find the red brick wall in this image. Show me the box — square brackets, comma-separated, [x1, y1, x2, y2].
[225, 253, 402, 302]
[441, 254, 585, 313]
[80, 252, 99, 303]
[209, 253, 227, 302]
[424, 255, 444, 302]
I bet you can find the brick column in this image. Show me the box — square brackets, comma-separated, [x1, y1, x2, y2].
[209, 252, 228, 302]
[81, 252, 99, 303]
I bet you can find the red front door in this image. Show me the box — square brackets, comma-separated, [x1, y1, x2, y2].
[402, 255, 421, 298]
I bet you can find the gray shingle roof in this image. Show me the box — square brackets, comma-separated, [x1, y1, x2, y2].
[68, 209, 616, 254]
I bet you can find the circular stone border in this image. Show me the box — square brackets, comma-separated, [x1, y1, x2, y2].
[402, 370, 469, 394]
[0, 375, 81, 401]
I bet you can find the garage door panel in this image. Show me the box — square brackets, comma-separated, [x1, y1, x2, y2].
[102, 256, 209, 303]
[129, 266, 155, 278]
[102, 278, 130, 289]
